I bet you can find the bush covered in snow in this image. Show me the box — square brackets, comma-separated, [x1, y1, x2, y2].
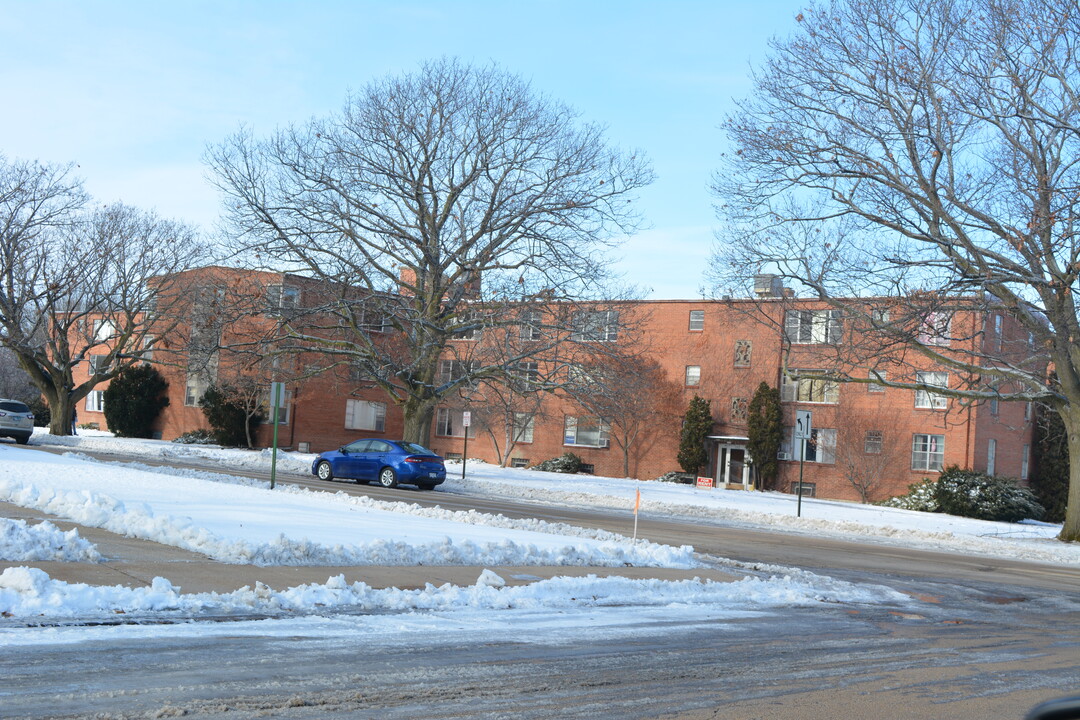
[933, 467, 1044, 523]
[173, 429, 217, 445]
[880, 467, 1044, 522]
[655, 471, 694, 484]
[531, 452, 584, 474]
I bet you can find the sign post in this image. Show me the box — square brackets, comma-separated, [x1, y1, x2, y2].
[269, 382, 285, 490]
[794, 410, 812, 518]
[461, 411, 471, 480]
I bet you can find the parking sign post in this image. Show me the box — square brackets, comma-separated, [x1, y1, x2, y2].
[461, 411, 471, 480]
[794, 410, 812, 517]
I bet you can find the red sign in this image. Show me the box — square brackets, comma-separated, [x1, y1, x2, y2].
[696, 476, 715, 488]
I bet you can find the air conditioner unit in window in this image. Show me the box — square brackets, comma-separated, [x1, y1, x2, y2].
[599, 439, 610, 448]
[777, 451, 791, 460]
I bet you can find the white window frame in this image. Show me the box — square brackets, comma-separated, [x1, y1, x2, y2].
[912, 433, 945, 471]
[512, 412, 535, 444]
[918, 312, 952, 347]
[265, 388, 292, 425]
[786, 427, 836, 464]
[435, 407, 475, 438]
[571, 310, 619, 342]
[987, 438, 997, 475]
[781, 369, 839, 404]
[93, 319, 118, 342]
[184, 374, 208, 407]
[1022, 444, 1030, 480]
[864, 430, 883, 454]
[88, 355, 112, 376]
[345, 399, 386, 432]
[915, 371, 949, 410]
[784, 309, 842, 345]
[688, 310, 705, 331]
[85, 390, 104, 413]
[519, 310, 542, 341]
[563, 415, 610, 448]
[868, 370, 886, 393]
[266, 284, 300, 316]
[685, 365, 701, 387]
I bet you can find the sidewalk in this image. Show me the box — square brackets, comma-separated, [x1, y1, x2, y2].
[1, 502, 739, 594]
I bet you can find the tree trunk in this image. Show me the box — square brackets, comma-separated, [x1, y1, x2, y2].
[401, 400, 435, 446]
[1061, 406, 1080, 542]
[47, 389, 75, 437]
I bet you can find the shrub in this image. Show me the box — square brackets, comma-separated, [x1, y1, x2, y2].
[199, 385, 265, 448]
[173, 429, 217, 445]
[655, 471, 695, 484]
[102, 364, 170, 438]
[880, 467, 1044, 523]
[933, 466, 1044, 523]
[531, 452, 584, 474]
[677, 395, 713, 474]
[26, 397, 50, 427]
[878, 479, 939, 512]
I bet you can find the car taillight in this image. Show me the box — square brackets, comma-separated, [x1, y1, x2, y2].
[404, 457, 424, 463]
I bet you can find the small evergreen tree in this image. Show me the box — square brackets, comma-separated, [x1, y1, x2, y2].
[200, 384, 266, 448]
[746, 382, 783, 491]
[677, 395, 713, 475]
[1031, 404, 1069, 523]
[102, 364, 169, 438]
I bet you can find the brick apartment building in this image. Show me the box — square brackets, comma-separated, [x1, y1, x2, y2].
[72, 267, 1039, 503]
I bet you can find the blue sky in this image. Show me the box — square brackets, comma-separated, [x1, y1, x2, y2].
[0, 1, 801, 298]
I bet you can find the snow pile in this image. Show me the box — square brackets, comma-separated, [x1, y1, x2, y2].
[0, 519, 101, 563]
[0, 565, 907, 619]
[0, 448, 695, 568]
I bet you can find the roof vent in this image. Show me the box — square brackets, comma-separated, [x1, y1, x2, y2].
[753, 274, 784, 297]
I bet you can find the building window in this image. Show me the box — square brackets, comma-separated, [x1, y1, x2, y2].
[564, 415, 610, 448]
[345, 399, 386, 432]
[730, 397, 748, 422]
[689, 310, 705, 331]
[915, 371, 948, 410]
[781, 369, 839, 403]
[990, 397, 999, 415]
[265, 388, 291, 425]
[439, 359, 475, 384]
[987, 438, 997, 475]
[512, 362, 540, 391]
[685, 365, 701, 386]
[784, 309, 842, 344]
[184, 374, 208, 407]
[452, 312, 482, 340]
[864, 430, 883, 454]
[912, 433, 945, 471]
[789, 482, 816, 497]
[265, 284, 300, 316]
[918, 312, 952, 346]
[992, 314, 1003, 351]
[734, 340, 752, 368]
[88, 355, 112, 376]
[510, 457, 530, 469]
[513, 413, 535, 443]
[85, 390, 104, 413]
[435, 407, 475, 438]
[1025, 402, 1033, 422]
[786, 427, 836, 464]
[520, 310, 542, 341]
[93, 319, 118, 342]
[1022, 444, 1030, 480]
[868, 370, 886, 392]
[571, 310, 619, 342]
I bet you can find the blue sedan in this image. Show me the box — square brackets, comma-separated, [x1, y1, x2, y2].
[312, 439, 446, 490]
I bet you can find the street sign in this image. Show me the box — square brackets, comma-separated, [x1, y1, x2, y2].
[270, 382, 286, 408]
[794, 409, 813, 440]
[462, 411, 471, 427]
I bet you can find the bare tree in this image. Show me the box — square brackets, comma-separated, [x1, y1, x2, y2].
[207, 58, 653, 444]
[709, 0, 1080, 540]
[0, 157, 206, 434]
[832, 403, 910, 503]
[566, 355, 682, 478]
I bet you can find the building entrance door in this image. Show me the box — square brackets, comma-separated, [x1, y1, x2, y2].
[716, 445, 750, 489]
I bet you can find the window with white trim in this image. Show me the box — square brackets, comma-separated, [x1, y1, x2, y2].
[564, 415, 610, 448]
[868, 369, 886, 393]
[571, 310, 619, 342]
[519, 310, 542, 341]
[864, 430, 883, 454]
[435, 407, 475, 438]
[784, 309, 842, 344]
[685, 365, 701, 387]
[1022, 444, 1030, 480]
[512, 413, 534, 443]
[93, 319, 118, 342]
[688, 310, 704, 331]
[265, 388, 292, 425]
[781, 369, 839, 403]
[987, 438, 997, 475]
[915, 371, 948, 409]
[184, 374, 208, 407]
[439, 359, 474, 384]
[85, 390, 104, 413]
[345, 399, 386, 432]
[917, 312, 952, 346]
[88, 355, 112, 376]
[785, 427, 836, 464]
[265, 284, 300, 316]
[912, 433, 945, 471]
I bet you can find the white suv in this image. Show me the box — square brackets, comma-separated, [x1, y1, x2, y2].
[0, 399, 34, 444]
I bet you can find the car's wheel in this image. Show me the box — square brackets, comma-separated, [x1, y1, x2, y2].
[316, 461, 334, 481]
[416, 482, 436, 491]
[378, 467, 398, 488]
[14, 435, 29, 445]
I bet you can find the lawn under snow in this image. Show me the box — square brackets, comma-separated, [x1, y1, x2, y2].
[0, 428, 1068, 626]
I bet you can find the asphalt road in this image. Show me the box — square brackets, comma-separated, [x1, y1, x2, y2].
[4, 443, 1080, 719]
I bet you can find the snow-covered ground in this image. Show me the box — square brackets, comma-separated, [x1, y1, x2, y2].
[0, 429, 1070, 634]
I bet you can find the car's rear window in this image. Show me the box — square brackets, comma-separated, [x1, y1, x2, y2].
[399, 442, 437, 456]
[0, 401, 30, 413]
